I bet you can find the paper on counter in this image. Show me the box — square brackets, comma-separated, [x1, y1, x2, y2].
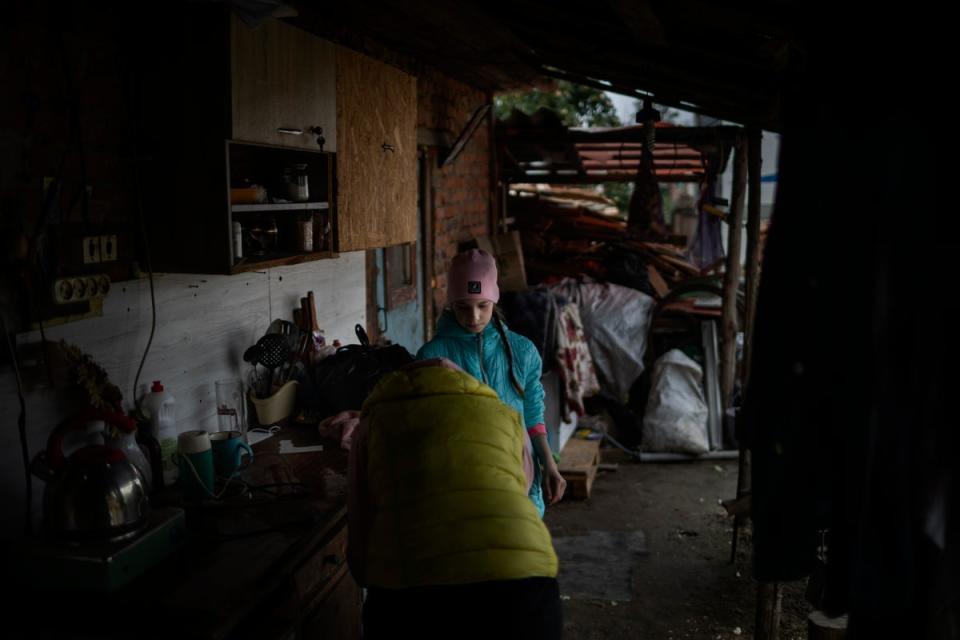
[247, 426, 280, 446]
[278, 439, 324, 455]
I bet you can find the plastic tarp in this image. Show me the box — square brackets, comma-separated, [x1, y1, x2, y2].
[642, 349, 710, 455]
[548, 277, 655, 403]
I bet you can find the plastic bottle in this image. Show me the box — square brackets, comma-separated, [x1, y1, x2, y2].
[142, 380, 179, 486]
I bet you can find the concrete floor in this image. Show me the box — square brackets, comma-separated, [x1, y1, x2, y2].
[546, 448, 808, 639]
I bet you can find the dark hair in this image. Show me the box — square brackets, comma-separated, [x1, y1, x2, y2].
[492, 308, 525, 398]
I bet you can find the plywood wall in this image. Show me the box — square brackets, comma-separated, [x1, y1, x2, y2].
[336, 46, 417, 250]
[0, 252, 365, 540]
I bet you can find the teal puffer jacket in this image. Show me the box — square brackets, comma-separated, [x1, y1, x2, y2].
[417, 311, 547, 515]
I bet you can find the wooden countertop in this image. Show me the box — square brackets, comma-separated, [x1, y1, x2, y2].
[22, 424, 350, 640]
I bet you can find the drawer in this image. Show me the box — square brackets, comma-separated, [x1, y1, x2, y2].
[291, 520, 348, 601]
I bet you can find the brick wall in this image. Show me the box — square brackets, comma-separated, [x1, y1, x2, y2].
[416, 68, 493, 317]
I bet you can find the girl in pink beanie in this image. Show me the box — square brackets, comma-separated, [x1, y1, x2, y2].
[417, 248, 566, 516]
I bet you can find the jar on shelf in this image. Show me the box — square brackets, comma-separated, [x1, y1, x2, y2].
[282, 163, 310, 202]
[294, 215, 314, 252]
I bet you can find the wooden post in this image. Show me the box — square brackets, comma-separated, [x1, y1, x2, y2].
[719, 133, 747, 410]
[755, 582, 783, 640]
[730, 128, 763, 561]
[420, 148, 436, 342]
[742, 127, 763, 389]
[365, 250, 381, 343]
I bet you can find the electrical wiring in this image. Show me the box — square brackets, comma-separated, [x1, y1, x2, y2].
[2, 316, 32, 535]
[114, 31, 157, 415]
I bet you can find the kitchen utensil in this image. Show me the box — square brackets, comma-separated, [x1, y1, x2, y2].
[280, 331, 310, 384]
[102, 415, 154, 491]
[251, 333, 290, 395]
[37, 408, 150, 543]
[249, 380, 299, 426]
[268, 319, 302, 352]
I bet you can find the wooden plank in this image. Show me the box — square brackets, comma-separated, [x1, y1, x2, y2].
[439, 103, 491, 168]
[336, 46, 417, 250]
[559, 437, 601, 500]
[742, 127, 764, 390]
[647, 264, 670, 298]
[720, 134, 747, 410]
[756, 582, 784, 640]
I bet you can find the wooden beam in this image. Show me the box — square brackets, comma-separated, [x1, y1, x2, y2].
[420, 148, 436, 342]
[756, 582, 784, 640]
[730, 128, 762, 563]
[719, 133, 746, 410]
[439, 103, 491, 168]
[536, 64, 780, 132]
[742, 127, 763, 391]
[501, 172, 704, 184]
[365, 249, 381, 343]
[499, 124, 740, 148]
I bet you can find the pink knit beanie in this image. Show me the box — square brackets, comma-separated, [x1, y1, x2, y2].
[446, 249, 499, 304]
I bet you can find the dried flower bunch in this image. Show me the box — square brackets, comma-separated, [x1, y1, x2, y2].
[56, 340, 123, 411]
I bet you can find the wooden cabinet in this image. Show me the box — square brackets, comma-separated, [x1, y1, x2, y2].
[137, 6, 418, 273]
[136, 5, 339, 274]
[336, 46, 418, 251]
[230, 15, 337, 152]
[299, 573, 363, 640]
[232, 512, 362, 640]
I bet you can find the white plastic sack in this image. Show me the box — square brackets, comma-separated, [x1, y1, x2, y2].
[642, 349, 710, 455]
[549, 278, 655, 403]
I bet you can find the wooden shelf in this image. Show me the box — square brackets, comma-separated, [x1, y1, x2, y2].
[231, 202, 330, 213]
[231, 250, 339, 273]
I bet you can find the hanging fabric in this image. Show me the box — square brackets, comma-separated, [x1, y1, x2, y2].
[626, 102, 665, 237]
[687, 157, 726, 270]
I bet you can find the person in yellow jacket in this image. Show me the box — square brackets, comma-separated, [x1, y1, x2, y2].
[348, 358, 561, 638]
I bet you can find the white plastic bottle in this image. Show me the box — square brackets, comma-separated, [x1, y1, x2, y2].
[143, 380, 179, 486]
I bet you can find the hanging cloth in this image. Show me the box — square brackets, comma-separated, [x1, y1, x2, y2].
[626, 113, 665, 237]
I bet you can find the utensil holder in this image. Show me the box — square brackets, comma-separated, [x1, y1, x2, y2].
[249, 380, 299, 426]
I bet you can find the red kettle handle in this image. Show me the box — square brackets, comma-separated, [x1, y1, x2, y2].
[46, 408, 137, 470]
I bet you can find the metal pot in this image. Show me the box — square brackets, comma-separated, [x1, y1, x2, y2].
[37, 409, 150, 543]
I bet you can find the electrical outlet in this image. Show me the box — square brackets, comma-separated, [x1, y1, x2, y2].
[82, 236, 100, 264]
[97, 274, 111, 296]
[52, 274, 110, 304]
[53, 278, 75, 304]
[100, 234, 117, 262]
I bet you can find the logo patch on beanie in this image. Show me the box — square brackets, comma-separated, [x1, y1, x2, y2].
[467, 281, 482, 294]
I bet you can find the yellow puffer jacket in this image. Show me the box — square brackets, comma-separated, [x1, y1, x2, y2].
[361, 366, 558, 588]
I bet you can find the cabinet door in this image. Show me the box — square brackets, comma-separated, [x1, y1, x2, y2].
[336, 47, 417, 251]
[299, 573, 362, 640]
[231, 15, 337, 152]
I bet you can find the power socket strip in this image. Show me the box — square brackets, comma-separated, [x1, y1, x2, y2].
[52, 274, 111, 304]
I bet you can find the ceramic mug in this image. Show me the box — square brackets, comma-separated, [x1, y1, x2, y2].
[174, 430, 215, 500]
[210, 430, 254, 479]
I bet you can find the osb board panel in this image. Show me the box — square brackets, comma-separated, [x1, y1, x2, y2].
[231, 14, 337, 152]
[336, 46, 417, 251]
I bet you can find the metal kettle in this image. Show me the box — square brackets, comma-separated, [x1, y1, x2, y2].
[34, 408, 151, 543]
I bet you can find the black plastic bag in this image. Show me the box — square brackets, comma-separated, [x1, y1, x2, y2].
[311, 325, 414, 416]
